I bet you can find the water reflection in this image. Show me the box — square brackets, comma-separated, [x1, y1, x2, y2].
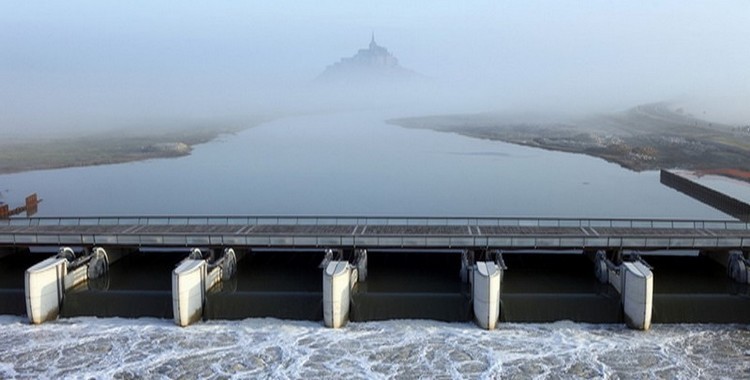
[0, 111, 729, 219]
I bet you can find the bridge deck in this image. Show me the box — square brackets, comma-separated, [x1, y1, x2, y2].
[1, 217, 749, 249]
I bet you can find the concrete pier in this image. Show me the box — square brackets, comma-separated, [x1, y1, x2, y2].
[25, 255, 66, 324]
[172, 258, 206, 327]
[323, 260, 357, 328]
[25, 246, 130, 324]
[172, 248, 239, 326]
[622, 261, 653, 330]
[473, 261, 501, 330]
[594, 251, 653, 330]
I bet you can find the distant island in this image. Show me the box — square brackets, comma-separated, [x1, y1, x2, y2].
[316, 34, 421, 85]
[0, 119, 267, 175]
[390, 103, 750, 182]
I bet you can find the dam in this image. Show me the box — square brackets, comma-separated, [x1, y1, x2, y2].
[1, 215, 749, 331]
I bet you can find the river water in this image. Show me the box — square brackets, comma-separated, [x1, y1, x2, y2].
[0, 110, 727, 218]
[0, 316, 748, 379]
[1, 110, 747, 378]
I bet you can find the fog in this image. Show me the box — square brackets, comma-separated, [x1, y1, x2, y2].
[2, 1, 749, 137]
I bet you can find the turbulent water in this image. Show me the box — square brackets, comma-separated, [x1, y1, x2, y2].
[0, 316, 748, 379]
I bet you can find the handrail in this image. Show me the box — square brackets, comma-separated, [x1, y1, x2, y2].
[1, 215, 748, 230]
[1, 232, 748, 249]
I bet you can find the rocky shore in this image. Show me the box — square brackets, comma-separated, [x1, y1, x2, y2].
[391, 103, 750, 179]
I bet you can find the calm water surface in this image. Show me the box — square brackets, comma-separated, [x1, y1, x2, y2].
[0, 111, 728, 219]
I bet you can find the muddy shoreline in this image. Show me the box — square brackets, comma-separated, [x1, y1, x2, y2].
[0, 119, 267, 175]
[391, 103, 750, 182]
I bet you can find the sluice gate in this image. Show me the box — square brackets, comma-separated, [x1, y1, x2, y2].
[2, 247, 749, 330]
[62, 251, 179, 319]
[1, 215, 750, 330]
[205, 250, 324, 321]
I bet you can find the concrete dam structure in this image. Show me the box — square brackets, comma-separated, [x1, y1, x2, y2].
[1, 216, 749, 330]
[661, 170, 750, 222]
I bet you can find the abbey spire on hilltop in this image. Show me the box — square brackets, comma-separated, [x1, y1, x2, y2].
[316, 34, 418, 84]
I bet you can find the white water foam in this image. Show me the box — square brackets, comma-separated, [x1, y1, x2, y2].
[0, 316, 748, 379]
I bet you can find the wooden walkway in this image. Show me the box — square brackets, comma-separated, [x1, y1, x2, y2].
[1, 216, 749, 249]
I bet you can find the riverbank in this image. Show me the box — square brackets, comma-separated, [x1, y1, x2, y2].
[0, 118, 268, 174]
[390, 103, 750, 181]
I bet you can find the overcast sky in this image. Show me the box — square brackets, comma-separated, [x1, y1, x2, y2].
[2, 1, 749, 134]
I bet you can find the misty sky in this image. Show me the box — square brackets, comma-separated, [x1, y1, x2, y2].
[2, 1, 749, 134]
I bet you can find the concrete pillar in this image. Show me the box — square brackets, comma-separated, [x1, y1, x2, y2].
[621, 261, 653, 330]
[24, 246, 132, 323]
[172, 258, 207, 327]
[172, 247, 239, 326]
[25, 247, 84, 324]
[594, 251, 653, 330]
[323, 260, 352, 328]
[473, 261, 502, 330]
[25, 256, 67, 324]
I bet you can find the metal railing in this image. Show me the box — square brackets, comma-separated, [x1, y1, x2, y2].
[1, 215, 749, 230]
[1, 231, 748, 249]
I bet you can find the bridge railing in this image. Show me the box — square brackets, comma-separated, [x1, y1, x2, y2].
[2, 231, 749, 249]
[1, 216, 749, 230]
